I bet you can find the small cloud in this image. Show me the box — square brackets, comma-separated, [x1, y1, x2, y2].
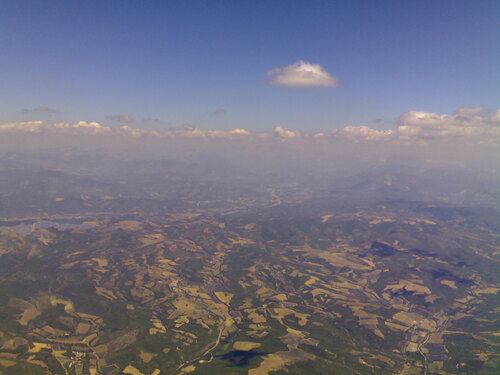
[229, 128, 250, 135]
[22, 106, 58, 114]
[106, 114, 135, 123]
[171, 127, 251, 138]
[334, 126, 393, 141]
[0, 121, 44, 132]
[274, 126, 300, 138]
[214, 109, 226, 115]
[267, 60, 339, 88]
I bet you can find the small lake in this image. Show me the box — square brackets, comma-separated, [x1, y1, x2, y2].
[0, 220, 94, 234]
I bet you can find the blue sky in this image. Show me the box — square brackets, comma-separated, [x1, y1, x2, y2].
[0, 0, 498, 131]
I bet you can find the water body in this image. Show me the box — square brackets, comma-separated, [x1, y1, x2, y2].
[0, 220, 94, 234]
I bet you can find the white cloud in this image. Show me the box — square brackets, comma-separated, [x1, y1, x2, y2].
[1, 106, 498, 145]
[229, 128, 250, 135]
[274, 126, 300, 138]
[0, 121, 44, 132]
[0, 120, 255, 138]
[334, 126, 393, 141]
[320, 107, 500, 144]
[398, 110, 448, 127]
[214, 109, 226, 115]
[166, 127, 252, 138]
[396, 107, 500, 141]
[0, 120, 111, 135]
[267, 60, 339, 88]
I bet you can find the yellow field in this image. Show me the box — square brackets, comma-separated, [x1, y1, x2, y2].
[17, 304, 41, 326]
[310, 288, 349, 300]
[157, 258, 179, 266]
[115, 220, 144, 231]
[256, 287, 274, 299]
[50, 296, 75, 314]
[321, 214, 333, 223]
[123, 365, 145, 375]
[304, 277, 318, 286]
[95, 286, 117, 300]
[184, 286, 211, 300]
[369, 218, 394, 225]
[179, 365, 196, 373]
[384, 321, 408, 331]
[476, 287, 499, 295]
[139, 233, 165, 246]
[215, 291, 234, 304]
[26, 355, 48, 368]
[0, 353, 17, 359]
[248, 353, 287, 375]
[139, 350, 157, 363]
[405, 342, 419, 352]
[272, 293, 287, 301]
[293, 245, 373, 271]
[247, 310, 267, 324]
[29, 342, 51, 353]
[91, 257, 108, 267]
[76, 322, 91, 335]
[93, 344, 109, 355]
[392, 312, 436, 331]
[0, 358, 16, 367]
[169, 297, 217, 327]
[440, 280, 457, 288]
[269, 308, 309, 326]
[229, 237, 255, 245]
[384, 280, 432, 296]
[233, 341, 262, 351]
[151, 319, 167, 332]
[428, 333, 443, 344]
[393, 312, 424, 326]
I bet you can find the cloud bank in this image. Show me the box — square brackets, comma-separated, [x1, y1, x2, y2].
[0, 121, 110, 135]
[267, 61, 339, 88]
[395, 108, 500, 141]
[1, 107, 498, 145]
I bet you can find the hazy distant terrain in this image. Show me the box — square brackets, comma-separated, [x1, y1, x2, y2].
[0, 149, 498, 375]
